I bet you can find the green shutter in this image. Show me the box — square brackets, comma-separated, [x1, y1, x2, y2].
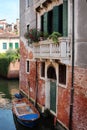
[50, 81, 56, 113]
[43, 13, 48, 33]
[63, 0, 68, 36]
[15, 43, 18, 49]
[53, 6, 59, 32]
[9, 43, 13, 49]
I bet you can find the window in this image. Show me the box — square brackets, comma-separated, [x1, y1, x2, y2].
[59, 64, 66, 85]
[27, 24, 29, 33]
[15, 42, 19, 49]
[41, 3, 68, 36]
[9, 43, 13, 49]
[27, 0, 29, 7]
[41, 62, 45, 78]
[26, 60, 30, 73]
[3, 43, 7, 49]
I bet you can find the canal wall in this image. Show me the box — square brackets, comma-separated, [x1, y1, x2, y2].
[7, 61, 20, 79]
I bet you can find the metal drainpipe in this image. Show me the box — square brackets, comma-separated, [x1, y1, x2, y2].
[34, 12, 38, 107]
[69, 0, 75, 130]
[34, 60, 38, 107]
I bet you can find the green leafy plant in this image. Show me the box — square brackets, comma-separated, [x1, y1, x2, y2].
[49, 32, 61, 44]
[24, 28, 49, 43]
[0, 49, 20, 77]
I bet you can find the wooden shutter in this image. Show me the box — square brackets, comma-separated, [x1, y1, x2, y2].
[50, 81, 56, 113]
[53, 6, 59, 32]
[63, 0, 68, 36]
[43, 13, 48, 33]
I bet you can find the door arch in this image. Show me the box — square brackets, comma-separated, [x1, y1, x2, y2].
[47, 65, 56, 80]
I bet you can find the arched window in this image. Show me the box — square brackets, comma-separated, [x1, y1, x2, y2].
[47, 66, 56, 79]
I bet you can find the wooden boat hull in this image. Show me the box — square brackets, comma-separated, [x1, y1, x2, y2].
[12, 97, 40, 127]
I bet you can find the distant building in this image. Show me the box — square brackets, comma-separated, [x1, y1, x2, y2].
[0, 19, 20, 35]
[0, 32, 19, 53]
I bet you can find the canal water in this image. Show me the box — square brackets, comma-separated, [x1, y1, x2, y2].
[0, 78, 58, 130]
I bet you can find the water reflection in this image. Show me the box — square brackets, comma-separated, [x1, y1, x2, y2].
[0, 78, 57, 130]
[0, 78, 19, 109]
[0, 78, 19, 130]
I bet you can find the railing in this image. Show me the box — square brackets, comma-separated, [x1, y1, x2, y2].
[33, 38, 71, 63]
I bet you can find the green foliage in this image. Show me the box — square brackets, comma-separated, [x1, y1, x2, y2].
[49, 32, 61, 44]
[0, 56, 10, 77]
[24, 28, 42, 43]
[0, 49, 20, 77]
[6, 49, 20, 62]
[24, 28, 49, 43]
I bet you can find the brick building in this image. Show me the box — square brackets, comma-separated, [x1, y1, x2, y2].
[19, 0, 87, 130]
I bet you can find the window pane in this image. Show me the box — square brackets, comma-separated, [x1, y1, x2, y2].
[3, 43, 7, 49]
[41, 62, 45, 77]
[59, 64, 66, 85]
[15, 42, 18, 49]
[9, 43, 13, 49]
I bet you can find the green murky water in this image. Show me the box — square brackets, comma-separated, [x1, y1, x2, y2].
[0, 78, 19, 130]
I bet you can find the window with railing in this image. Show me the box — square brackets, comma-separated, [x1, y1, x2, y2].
[40, 1, 68, 36]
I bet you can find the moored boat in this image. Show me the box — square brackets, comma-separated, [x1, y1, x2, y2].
[12, 95, 40, 127]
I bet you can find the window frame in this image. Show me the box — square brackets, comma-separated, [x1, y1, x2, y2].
[59, 64, 67, 88]
[40, 62, 45, 79]
[3, 42, 7, 49]
[9, 42, 13, 49]
[15, 42, 19, 49]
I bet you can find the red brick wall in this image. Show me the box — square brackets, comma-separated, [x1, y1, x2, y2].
[20, 41, 87, 130]
[19, 41, 45, 106]
[57, 66, 87, 130]
[57, 66, 71, 128]
[73, 67, 87, 130]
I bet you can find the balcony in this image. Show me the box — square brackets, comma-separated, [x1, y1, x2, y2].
[33, 38, 71, 64]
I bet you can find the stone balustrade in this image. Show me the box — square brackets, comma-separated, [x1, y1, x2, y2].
[33, 38, 71, 64]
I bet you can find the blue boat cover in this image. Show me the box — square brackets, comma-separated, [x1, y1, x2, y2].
[14, 93, 23, 99]
[19, 113, 39, 120]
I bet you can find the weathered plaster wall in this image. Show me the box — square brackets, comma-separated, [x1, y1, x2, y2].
[75, 0, 87, 66]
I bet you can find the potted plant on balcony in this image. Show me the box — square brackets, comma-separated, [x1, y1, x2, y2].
[24, 28, 41, 44]
[24, 28, 49, 45]
[49, 32, 61, 44]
